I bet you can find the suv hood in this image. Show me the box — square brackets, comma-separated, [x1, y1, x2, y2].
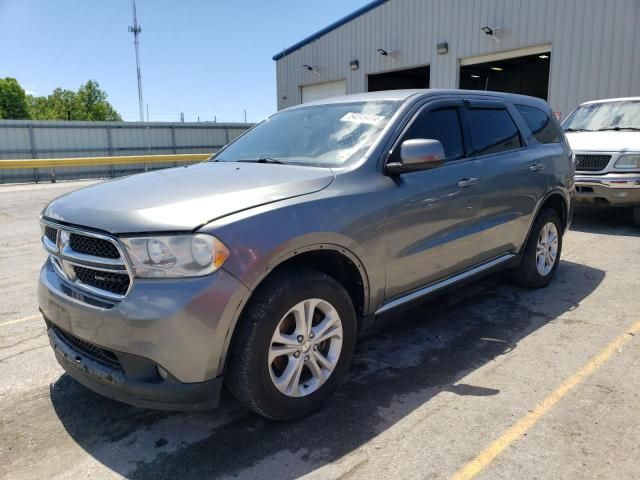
[43, 162, 335, 233]
[565, 131, 640, 152]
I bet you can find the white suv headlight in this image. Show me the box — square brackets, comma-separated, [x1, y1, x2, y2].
[614, 154, 640, 169]
[119, 234, 229, 278]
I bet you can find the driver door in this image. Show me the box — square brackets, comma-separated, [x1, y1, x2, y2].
[384, 100, 485, 301]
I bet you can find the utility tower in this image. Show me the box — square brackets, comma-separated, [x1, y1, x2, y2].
[128, 0, 144, 122]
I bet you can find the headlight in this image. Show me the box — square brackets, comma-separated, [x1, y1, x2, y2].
[119, 234, 229, 278]
[614, 154, 640, 169]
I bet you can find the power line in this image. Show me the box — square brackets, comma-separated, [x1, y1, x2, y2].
[128, 0, 144, 122]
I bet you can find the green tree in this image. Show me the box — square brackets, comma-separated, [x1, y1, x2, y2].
[0, 77, 30, 119]
[76, 80, 121, 121]
[24, 79, 122, 121]
[48, 88, 81, 121]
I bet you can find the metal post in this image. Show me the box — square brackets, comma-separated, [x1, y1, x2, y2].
[129, 0, 144, 122]
[171, 125, 177, 154]
[107, 125, 114, 177]
[28, 124, 39, 183]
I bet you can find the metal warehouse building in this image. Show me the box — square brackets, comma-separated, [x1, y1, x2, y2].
[274, 0, 640, 119]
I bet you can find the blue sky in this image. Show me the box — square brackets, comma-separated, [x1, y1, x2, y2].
[0, 0, 369, 122]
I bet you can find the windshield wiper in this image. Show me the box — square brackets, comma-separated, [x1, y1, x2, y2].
[596, 126, 640, 131]
[564, 128, 593, 132]
[236, 157, 286, 164]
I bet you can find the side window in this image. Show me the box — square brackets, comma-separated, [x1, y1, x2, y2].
[515, 104, 561, 144]
[466, 108, 522, 155]
[393, 107, 465, 161]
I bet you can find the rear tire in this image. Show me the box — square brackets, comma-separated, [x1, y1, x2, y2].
[225, 267, 357, 421]
[510, 208, 563, 288]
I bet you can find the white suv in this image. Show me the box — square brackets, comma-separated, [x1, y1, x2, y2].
[563, 97, 640, 224]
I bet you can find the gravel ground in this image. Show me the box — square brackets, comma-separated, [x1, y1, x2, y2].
[0, 181, 638, 480]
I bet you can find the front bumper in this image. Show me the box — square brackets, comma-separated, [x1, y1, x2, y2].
[47, 325, 223, 410]
[38, 258, 249, 410]
[574, 173, 640, 206]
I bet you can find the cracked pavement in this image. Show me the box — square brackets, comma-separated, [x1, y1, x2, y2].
[1, 181, 639, 479]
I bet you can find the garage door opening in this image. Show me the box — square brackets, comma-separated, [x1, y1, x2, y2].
[301, 80, 347, 104]
[368, 66, 430, 92]
[459, 51, 551, 100]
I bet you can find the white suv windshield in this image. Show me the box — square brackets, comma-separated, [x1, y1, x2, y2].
[563, 100, 640, 132]
[214, 101, 400, 167]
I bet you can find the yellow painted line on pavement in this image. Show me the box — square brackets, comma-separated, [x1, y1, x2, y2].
[451, 319, 640, 480]
[0, 314, 42, 327]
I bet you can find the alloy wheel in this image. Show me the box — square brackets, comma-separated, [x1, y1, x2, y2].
[268, 298, 343, 397]
[535, 222, 559, 276]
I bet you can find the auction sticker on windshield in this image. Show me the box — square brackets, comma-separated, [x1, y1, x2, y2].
[340, 112, 386, 125]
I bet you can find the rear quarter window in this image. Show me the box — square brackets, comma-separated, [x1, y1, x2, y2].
[515, 104, 561, 144]
[466, 108, 522, 155]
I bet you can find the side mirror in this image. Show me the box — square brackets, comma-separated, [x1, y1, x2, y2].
[386, 139, 445, 174]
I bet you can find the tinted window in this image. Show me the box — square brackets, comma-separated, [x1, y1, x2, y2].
[516, 104, 560, 144]
[395, 108, 465, 161]
[467, 108, 522, 155]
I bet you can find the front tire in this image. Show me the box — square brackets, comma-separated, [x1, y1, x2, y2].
[225, 267, 357, 420]
[510, 208, 563, 288]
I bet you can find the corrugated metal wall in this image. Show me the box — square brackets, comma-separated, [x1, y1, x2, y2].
[0, 120, 251, 183]
[275, 0, 640, 118]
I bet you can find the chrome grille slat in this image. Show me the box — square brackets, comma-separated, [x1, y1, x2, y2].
[40, 220, 133, 301]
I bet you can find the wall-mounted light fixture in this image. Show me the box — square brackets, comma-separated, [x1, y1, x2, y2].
[349, 60, 359, 70]
[303, 64, 321, 76]
[377, 48, 396, 63]
[481, 26, 501, 42]
[437, 42, 449, 55]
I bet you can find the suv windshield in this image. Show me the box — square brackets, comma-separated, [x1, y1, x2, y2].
[563, 100, 640, 131]
[213, 101, 400, 167]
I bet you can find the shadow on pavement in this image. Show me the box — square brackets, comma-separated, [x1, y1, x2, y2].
[571, 206, 639, 236]
[50, 260, 605, 479]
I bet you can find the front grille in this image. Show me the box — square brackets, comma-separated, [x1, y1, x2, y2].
[45, 226, 58, 244]
[69, 233, 120, 259]
[73, 265, 130, 296]
[42, 221, 133, 301]
[575, 154, 611, 172]
[54, 327, 121, 368]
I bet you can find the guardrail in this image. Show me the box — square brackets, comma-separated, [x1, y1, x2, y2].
[0, 153, 213, 183]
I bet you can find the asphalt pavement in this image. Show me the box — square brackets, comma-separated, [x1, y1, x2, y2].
[1, 181, 639, 480]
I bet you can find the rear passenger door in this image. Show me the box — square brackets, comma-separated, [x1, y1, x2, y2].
[463, 100, 549, 260]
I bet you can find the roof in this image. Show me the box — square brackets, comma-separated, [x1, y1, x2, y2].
[581, 97, 640, 105]
[272, 0, 388, 61]
[284, 89, 551, 110]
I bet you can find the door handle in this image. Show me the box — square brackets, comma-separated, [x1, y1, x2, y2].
[457, 177, 479, 188]
[530, 163, 546, 172]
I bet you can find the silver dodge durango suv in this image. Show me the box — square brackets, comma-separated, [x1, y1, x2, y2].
[38, 89, 574, 420]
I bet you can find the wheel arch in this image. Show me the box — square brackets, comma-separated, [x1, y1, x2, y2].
[217, 243, 371, 375]
[523, 190, 569, 248]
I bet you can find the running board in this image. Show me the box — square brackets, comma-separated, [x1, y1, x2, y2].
[375, 254, 515, 315]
